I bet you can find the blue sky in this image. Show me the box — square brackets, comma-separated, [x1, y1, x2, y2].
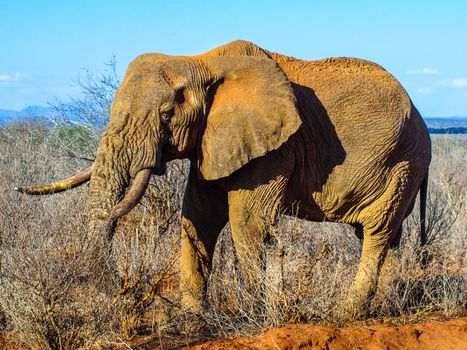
[1, 0, 466, 116]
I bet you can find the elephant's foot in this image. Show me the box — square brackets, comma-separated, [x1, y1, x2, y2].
[181, 287, 208, 315]
[338, 288, 373, 321]
[177, 306, 208, 336]
[338, 252, 384, 320]
[372, 248, 400, 308]
[178, 289, 212, 336]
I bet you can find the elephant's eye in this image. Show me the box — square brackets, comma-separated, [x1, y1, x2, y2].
[160, 107, 174, 124]
[174, 89, 185, 104]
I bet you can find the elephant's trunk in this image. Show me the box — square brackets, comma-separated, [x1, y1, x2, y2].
[88, 133, 155, 242]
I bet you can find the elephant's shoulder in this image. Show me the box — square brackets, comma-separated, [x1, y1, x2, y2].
[196, 40, 270, 59]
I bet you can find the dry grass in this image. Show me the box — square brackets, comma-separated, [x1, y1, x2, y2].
[0, 121, 465, 348]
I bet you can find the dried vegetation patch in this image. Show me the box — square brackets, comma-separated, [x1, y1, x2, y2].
[0, 65, 464, 348]
[0, 124, 465, 349]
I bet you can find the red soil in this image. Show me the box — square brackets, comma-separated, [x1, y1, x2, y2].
[188, 317, 467, 350]
[2, 317, 465, 349]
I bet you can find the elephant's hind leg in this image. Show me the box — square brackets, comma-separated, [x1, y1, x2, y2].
[344, 161, 415, 318]
[180, 167, 228, 312]
[343, 224, 392, 318]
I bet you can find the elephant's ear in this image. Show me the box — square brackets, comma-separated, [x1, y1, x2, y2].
[197, 56, 302, 180]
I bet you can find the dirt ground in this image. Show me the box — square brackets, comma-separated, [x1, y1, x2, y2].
[187, 317, 467, 350]
[1, 316, 466, 349]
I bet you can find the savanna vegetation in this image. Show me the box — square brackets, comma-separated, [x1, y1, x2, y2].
[0, 63, 465, 349]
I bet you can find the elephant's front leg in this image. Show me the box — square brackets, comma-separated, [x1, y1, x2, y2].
[180, 167, 228, 312]
[227, 174, 289, 298]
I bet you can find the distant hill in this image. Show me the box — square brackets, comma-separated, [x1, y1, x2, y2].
[1, 106, 467, 133]
[424, 117, 467, 134]
[0, 106, 54, 124]
[424, 116, 467, 128]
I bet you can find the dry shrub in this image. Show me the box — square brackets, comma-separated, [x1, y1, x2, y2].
[109, 162, 186, 339]
[0, 209, 112, 349]
[0, 122, 111, 349]
[0, 116, 465, 347]
[0, 122, 188, 347]
[204, 220, 359, 337]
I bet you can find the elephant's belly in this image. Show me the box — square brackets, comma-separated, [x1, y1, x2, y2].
[282, 196, 359, 224]
[283, 189, 327, 222]
[283, 182, 358, 224]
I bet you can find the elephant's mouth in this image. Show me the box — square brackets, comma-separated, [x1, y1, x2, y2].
[152, 163, 167, 176]
[161, 144, 187, 161]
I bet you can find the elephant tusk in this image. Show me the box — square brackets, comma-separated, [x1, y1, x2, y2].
[14, 166, 92, 195]
[108, 168, 152, 221]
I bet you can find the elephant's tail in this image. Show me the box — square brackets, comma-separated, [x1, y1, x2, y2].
[420, 174, 429, 246]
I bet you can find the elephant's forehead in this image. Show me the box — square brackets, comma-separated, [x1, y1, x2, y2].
[127, 56, 200, 87]
[127, 66, 171, 90]
[118, 70, 173, 103]
[110, 80, 172, 122]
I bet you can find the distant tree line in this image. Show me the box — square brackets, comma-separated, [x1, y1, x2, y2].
[428, 127, 467, 134]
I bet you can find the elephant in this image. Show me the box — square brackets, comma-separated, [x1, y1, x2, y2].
[15, 40, 431, 317]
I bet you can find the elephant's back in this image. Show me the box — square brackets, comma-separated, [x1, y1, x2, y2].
[280, 56, 413, 147]
[275, 55, 421, 163]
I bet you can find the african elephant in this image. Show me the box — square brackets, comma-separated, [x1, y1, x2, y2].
[15, 40, 431, 317]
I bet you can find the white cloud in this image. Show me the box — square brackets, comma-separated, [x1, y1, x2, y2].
[446, 78, 467, 88]
[407, 68, 439, 75]
[0, 72, 28, 81]
[417, 87, 434, 94]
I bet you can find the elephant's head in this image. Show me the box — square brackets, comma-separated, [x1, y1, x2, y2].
[15, 52, 302, 241]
